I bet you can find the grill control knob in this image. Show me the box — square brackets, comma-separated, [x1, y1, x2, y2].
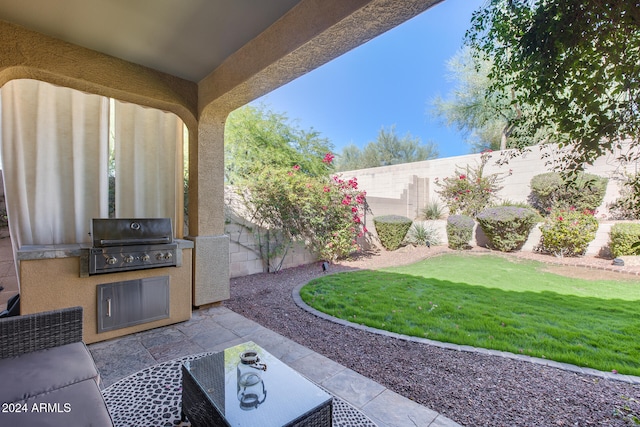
[123, 255, 134, 263]
[141, 254, 150, 262]
[164, 252, 173, 260]
[106, 256, 118, 265]
[156, 253, 165, 261]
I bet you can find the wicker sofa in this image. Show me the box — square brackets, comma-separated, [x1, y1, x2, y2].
[0, 306, 114, 426]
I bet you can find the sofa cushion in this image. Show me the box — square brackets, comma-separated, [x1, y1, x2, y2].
[0, 342, 99, 404]
[0, 378, 114, 426]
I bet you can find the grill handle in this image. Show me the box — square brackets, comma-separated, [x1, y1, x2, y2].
[99, 237, 171, 246]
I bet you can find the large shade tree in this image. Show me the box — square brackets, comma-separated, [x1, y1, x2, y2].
[466, 0, 640, 171]
[335, 125, 439, 171]
[432, 47, 552, 152]
[224, 104, 333, 184]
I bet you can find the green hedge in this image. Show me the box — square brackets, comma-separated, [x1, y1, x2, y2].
[529, 172, 608, 215]
[373, 215, 413, 251]
[476, 206, 540, 252]
[609, 223, 640, 257]
[446, 214, 475, 250]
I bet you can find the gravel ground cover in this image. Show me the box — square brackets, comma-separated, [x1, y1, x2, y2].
[224, 246, 640, 426]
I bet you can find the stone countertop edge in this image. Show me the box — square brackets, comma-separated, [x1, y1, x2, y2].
[16, 238, 195, 260]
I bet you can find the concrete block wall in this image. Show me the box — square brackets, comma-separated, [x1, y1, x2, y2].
[225, 143, 637, 277]
[351, 143, 638, 258]
[226, 222, 316, 278]
[346, 143, 637, 224]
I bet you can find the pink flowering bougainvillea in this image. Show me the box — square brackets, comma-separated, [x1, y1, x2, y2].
[435, 151, 506, 217]
[539, 208, 599, 257]
[246, 154, 367, 262]
[322, 152, 335, 164]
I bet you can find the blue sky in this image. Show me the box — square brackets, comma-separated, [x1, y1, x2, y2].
[252, 0, 485, 159]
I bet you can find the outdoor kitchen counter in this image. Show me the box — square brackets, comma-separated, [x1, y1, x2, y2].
[15, 240, 195, 344]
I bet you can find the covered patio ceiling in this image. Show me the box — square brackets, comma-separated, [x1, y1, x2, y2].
[0, 1, 445, 97]
[0, 0, 304, 83]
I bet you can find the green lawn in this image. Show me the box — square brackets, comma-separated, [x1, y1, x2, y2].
[300, 253, 640, 376]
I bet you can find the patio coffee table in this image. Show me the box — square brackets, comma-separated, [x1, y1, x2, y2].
[181, 341, 333, 427]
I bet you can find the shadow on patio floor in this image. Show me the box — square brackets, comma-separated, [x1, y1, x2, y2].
[88, 305, 462, 427]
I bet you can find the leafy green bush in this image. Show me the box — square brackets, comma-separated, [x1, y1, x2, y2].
[446, 214, 475, 250]
[539, 209, 599, 257]
[609, 173, 640, 220]
[407, 221, 442, 246]
[245, 164, 367, 264]
[476, 206, 540, 252]
[609, 223, 640, 257]
[422, 200, 445, 220]
[373, 215, 413, 251]
[435, 151, 505, 217]
[529, 172, 608, 215]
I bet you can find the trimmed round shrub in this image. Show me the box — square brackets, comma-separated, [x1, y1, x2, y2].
[446, 214, 475, 250]
[529, 172, 608, 215]
[477, 206, 540, 252]
[539, 209, 599, 257]
[373, 215, 412, 251]
[609, 222, 640, 257]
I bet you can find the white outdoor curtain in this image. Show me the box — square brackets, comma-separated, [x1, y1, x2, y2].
[0, 79, 109, 248]
[113, 100, 184, 237]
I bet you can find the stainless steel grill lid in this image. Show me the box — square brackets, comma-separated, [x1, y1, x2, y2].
[92, 218, 173, 247]
[87, 218, 177, 275]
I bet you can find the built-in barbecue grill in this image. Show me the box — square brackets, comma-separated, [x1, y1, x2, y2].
[88, 218, 178, 275]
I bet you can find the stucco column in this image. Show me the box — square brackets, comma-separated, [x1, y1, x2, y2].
[187, 108, 230, 306]
[186, 0, 446, 306]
